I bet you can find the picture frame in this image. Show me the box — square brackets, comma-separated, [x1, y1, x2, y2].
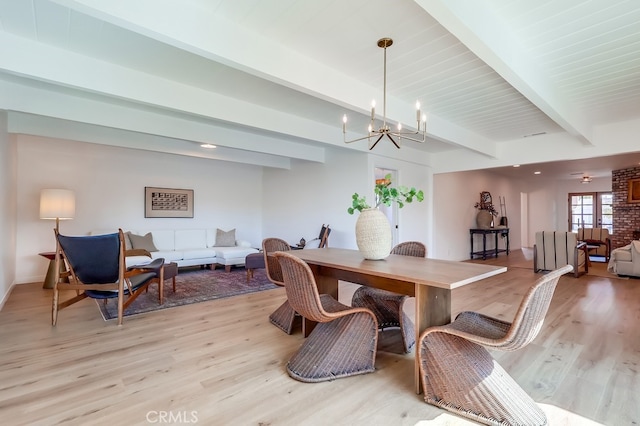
[628, 179, 640, 203]
[145, 187, 194, 218]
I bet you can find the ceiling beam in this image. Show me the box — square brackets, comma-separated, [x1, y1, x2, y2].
[50, 0, 499, 158]
[415, 0, 595, 145]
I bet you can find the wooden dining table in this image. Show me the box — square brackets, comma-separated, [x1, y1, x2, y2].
[291, 247, 507, 393]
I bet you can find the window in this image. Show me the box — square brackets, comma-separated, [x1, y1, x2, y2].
[569, 192, 613, 233]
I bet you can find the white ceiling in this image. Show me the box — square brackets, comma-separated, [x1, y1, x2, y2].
[1, 0, 640, 178]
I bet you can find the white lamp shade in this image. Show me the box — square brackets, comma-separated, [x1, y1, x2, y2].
[40, 189, 75, 220]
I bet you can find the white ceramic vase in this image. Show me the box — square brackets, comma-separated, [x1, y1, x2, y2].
[355, 208, 392, 260]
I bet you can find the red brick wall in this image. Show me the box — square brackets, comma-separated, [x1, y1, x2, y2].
[612, 166, 640, 249]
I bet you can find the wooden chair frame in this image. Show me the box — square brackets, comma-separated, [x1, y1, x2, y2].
[52, 228, 163, 326]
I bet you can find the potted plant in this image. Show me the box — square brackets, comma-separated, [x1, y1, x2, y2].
[348, 175, 424, 214]
[348, 174, 424, 259]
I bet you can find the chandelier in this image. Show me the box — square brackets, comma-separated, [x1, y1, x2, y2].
[343, 38, 427, 150]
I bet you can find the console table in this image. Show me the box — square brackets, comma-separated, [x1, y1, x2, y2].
[470, 228, 510, 260]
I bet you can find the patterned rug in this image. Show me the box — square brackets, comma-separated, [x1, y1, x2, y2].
[97, 267, 278, 320]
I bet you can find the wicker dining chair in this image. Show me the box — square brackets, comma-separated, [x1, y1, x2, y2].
[418, 264, 572, 426]
[351, 241, 426, 352]
[263, 237, 298, 334]
[274, 251, 378, 382]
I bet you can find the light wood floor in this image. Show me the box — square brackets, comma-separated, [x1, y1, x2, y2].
[1, 250, 638, 425]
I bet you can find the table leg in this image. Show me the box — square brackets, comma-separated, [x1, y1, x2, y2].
[470, 232, 474, 259]
[482, 233, 487, 260]
[494, 231, 499, 258]
[414, 284, 451, 394]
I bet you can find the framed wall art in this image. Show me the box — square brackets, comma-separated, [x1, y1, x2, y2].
[145, 187, 194, 218]
[628, 179, 640, 203]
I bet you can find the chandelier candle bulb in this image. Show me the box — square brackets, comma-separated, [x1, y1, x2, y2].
[342, 37, 427, 149]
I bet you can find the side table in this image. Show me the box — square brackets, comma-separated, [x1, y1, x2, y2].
[38, 252, 63, 289]
[470, 228, 510, 260]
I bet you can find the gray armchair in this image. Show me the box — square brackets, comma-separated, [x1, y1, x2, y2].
[533, 231, 588, 277]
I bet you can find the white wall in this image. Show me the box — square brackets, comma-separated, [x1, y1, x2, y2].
[261, 147, 431, 250]
[15, 135, 265, 284]
[0, 112, 18, 308]
[522, 175, 612, 246]
[262, 147, 368, 249]
[432, 170, 524, 260]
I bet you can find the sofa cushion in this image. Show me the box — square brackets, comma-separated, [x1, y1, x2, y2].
[175, 229, 207, 250]
[615, 249, 632, 262]
[139, 230, 175, 251]
[215, 228, 236, 247]
[183, 248, 217, 260]
[151, 250, 184, 263]
[128, 232, 158, 252]
[215, 246, 258, 260]
[124, 255, 153, 268]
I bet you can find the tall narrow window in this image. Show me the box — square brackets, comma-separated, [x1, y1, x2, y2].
[600, 193, 613, 233]
[568, 192, 613, 233]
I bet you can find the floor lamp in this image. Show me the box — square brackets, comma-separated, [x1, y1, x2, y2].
[39, 189, 75, 289]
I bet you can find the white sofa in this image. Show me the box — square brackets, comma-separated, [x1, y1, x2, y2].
[91, 229, 259, 271]
[608, 241, 640, 277]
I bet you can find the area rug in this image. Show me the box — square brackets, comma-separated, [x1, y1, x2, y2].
[97, 267, 278, 320]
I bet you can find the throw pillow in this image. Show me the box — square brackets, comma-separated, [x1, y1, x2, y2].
[128, 232, 158, 252]
[123, 231, 133, 250]
[215, 228, 236, 247]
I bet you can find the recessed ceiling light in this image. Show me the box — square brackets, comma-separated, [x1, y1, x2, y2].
[513, 165, 520, 168]
[534, 171, 541, 175]
[200, 144, 216, 149]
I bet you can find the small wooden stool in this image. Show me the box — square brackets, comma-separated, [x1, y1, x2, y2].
[245, 252, 265, 282]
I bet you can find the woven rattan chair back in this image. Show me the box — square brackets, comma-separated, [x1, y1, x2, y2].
[274, 251, 334, 324]
[351, 240, 426, 353]
[417, 264, 572, 425]
[496, 264, 572, 351]
[390, 241, 426, 258]
[262, 238, 290, 287]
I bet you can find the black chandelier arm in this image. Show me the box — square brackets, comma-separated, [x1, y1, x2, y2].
[369, 133, 386, 150]
[385, 133, 401, 149]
